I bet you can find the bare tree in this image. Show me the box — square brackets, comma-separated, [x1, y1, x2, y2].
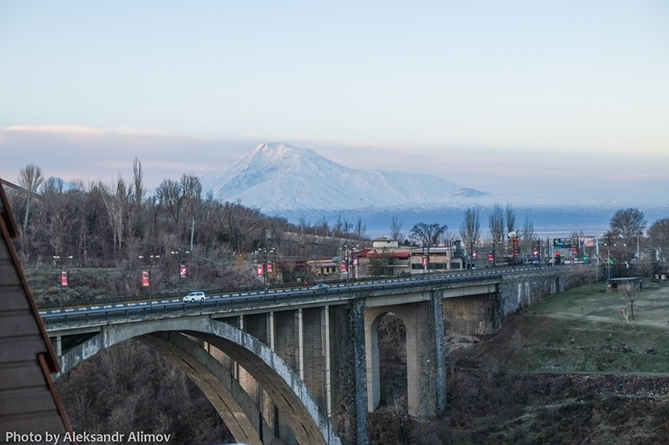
[132, 157, 144, 206]
[610, 208, 646, 246]
[18, 163, 44, 235]
[648, 218, 669, 262]
[620, 282, 638, 321]
[459, 207, 481, 270]
[505, 202, 517, 258]
[156, 179, 184, 228]
[128, 157, 146, 242]
[180, 174, 202, 249]
[334, 213, 345, 235]
[488, 204, 505, 263]
[410, 222, 447, 247]
[354, 215, 366, 239]
[319, 216, 330, 237]
[390, 216, 403, 242]
[520, 217, 535, 256]
[505, 202, 516, 237]
[410, 222, 447, 272]
[298, 215, 307, 235]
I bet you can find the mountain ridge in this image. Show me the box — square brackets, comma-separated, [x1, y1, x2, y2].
[201, 142, 487, 211]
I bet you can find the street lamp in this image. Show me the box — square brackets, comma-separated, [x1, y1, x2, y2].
[254, 248, 274, 292]
[341, 244, 358, 283]
[53, 255, 73, 308]
[139, 254, 160, 302]
[171, 250, 190, 294]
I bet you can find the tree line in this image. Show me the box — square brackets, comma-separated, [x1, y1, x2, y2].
[6, 161, 668, 291]
[6, 161, 368, 300]
[402, 204, 669, 273]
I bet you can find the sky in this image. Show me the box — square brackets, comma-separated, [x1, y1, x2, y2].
[1, 0, 668, 202]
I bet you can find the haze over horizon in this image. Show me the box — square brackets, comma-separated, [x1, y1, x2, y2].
[1, 1, 668, 204]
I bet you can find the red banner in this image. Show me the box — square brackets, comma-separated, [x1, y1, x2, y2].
[142, 271, 150, 287]
[422, 255, 428, 266]
[472, 250, 478, 259]
[179, 264, 187, 278]
[340, 261, 347, 273]
[512, 238, 520, 257]
[267, 261, 273, 273]
[256, 264, 264, 277]
[488, 251, 494, 261]
[353, 257, 359, 266]
[61, 271, 68, 287]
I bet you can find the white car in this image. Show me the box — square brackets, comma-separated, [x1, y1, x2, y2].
[311, 283, 330, 291]
[183, 291, 206, 302]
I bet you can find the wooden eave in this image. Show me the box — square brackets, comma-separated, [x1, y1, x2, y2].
[0, 178, 19, 238]
[0, 180, 59, 372]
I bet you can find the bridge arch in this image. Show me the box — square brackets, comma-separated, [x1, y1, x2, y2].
[367, 311, 407, 413]
[138, 332, 273, 445]
[56, 317, 341, 445]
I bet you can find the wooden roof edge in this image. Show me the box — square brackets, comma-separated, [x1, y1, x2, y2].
[38, 354, 77, 442]
[0, 202, 60, 374]
[0, 179, 19, 238]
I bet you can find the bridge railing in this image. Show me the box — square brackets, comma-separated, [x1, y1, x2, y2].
[43, 272, 511, 329]
[38, 264, 553, 311]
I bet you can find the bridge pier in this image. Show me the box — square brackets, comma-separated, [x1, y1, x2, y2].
[364, 291, 446, 418]
[54, 335, 62, 356]
[302, 307, 328, 410]
[330, 300, 369, 445]
[274, 309, 302, 444]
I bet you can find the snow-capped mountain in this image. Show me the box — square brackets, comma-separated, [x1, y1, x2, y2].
[201, 143, 486, 211]
[199, 142, 668, 234]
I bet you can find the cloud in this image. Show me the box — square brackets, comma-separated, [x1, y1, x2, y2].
[0, 125, 253, 187]
[0, 125, 665, 203]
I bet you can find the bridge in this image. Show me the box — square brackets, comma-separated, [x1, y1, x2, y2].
[43, 266, 582, 445]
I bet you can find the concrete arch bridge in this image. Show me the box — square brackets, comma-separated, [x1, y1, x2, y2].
[45, 266, 582, 444]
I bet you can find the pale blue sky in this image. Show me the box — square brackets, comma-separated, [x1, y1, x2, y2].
[1, 1, 668, 200]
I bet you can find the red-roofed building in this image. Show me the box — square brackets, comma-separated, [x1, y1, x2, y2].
[356, 239, 464, 278]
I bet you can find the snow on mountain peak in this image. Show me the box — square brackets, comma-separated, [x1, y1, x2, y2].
[200, 143, 486, 212]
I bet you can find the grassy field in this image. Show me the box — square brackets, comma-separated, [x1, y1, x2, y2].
[430, 280, 669, 445]
[475, 280, 669, 374]
[529, 279, 669, 327]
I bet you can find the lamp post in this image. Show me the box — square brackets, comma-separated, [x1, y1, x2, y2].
[139, 254, 160, 302]
[171, 250, 190, 294]
[341, 244, 353, 283]
[53, 255, 73, 309]
[254, 247, 274, 292]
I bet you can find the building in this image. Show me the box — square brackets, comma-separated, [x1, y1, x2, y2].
[0, 180, 75, 442]
[356, 239, 464, 278]
[306, 259, 339, 278]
